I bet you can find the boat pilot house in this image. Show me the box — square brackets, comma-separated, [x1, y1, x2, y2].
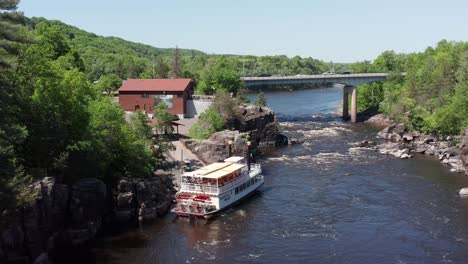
[117, 78, 193, 119]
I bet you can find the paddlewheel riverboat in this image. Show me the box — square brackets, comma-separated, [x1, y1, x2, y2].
[172, 156, 263, 218]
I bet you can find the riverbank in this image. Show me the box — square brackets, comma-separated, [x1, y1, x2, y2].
[363, 114, 468, 175]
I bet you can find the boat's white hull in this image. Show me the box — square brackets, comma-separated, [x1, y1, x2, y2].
[204, 181, 263, 218]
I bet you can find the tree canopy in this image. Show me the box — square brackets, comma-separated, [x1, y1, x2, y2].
[355, 41, 468, 136]
[0, 5, 161, 217]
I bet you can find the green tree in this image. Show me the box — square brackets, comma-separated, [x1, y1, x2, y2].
[0, 0, 33, 212]
[95, 73, 122, 95]
[131, 110, 152, 138]
[189, 107, 224, 139]
[255, 91, 267, 107]
[34, 22, 70, 59]
[156, 56, 170, 78]
[154, 102, 174, 134]
[24, 68, 95, 170]
[75, 98, 154, 181]
[199, 57, 243, 95]
[212, 90, 239, 128]
[169, 45, 182, 78]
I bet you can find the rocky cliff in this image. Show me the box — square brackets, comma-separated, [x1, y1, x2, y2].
[0, 173, 175, 264]
[184, 105, 288, 164]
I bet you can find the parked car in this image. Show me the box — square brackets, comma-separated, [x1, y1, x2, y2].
[322, 72, 335, 75]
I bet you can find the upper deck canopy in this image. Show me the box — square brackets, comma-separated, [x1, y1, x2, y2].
[190, 162, 246, 179]
[203, 163, 245, 179]
[224, 156, 245, 163]
[192, 162, 232, 176]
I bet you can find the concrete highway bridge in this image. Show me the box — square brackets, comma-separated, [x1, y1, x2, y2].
[241, 73, 402, 122]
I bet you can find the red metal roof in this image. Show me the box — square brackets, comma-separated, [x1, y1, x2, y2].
[118, 79, 192, 92]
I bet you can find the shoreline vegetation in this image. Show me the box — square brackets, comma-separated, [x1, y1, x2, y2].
[0, 1, 467, 263]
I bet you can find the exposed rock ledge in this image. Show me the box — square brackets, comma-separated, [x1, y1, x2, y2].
[364, 113, 396, 128]
[372, 122, 467, 175]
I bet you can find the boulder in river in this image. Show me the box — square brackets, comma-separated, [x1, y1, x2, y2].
[365, 113, 395, 128]
[352, 140, 377, 148]
[461, 129, 468, 172]
[459, 188, 468, 196]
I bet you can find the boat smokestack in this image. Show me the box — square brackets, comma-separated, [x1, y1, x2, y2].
[228, 140, 233, 157]
[247, 141, 251, 171]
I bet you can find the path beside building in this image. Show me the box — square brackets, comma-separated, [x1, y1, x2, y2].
[167, 118, 205, 189]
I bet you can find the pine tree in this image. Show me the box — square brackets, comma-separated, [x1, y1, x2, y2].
[170, 45, 182, 78]
[0, 0, 27, 68]
[0, 0, 32, 215]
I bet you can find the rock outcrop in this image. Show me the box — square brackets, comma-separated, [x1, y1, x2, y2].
[0, 173, 175, 264]
[375, 123, 467, 174]
[461, 130, 468, 169]
[184, 130, 249, 164]
[115, 172, 174, 223]
[184, 106, 288, 164]
[365, 113, 395, 128]
[236, 105, 288, 147]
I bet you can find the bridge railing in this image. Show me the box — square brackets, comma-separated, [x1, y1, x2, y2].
[240, 73, 391, 81]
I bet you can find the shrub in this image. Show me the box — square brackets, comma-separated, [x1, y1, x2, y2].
[189, 107, 224, 139]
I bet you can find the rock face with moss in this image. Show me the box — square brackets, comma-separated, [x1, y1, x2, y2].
[184, 105, 288, 164]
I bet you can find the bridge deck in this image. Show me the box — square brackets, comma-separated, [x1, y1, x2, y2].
[241, 73, 404, 87]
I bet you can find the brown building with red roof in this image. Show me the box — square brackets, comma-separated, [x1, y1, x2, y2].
[117, 79, 193, 118]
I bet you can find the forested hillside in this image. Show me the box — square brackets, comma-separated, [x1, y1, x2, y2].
[25, 17, 334, 93]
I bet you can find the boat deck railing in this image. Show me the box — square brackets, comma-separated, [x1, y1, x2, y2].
[218, 164, 262, 193]
[180, 184, 218, 194]
[250, 164, 262, 173]
[180, 163, 262, 195]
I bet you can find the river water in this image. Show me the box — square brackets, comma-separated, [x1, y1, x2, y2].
[93, 86, 468, 264]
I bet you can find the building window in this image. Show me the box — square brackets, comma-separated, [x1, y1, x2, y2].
[153, 94, 173, 109]
[142, 92, 149, 98]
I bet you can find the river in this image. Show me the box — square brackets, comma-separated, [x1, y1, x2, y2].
[92, 86, 468, 264]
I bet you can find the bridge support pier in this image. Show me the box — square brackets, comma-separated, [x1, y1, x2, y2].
[343, 85, 358, 123]
[342, 88, 349, 120]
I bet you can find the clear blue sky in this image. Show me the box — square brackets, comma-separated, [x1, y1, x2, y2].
[18, 0, 468, 62]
